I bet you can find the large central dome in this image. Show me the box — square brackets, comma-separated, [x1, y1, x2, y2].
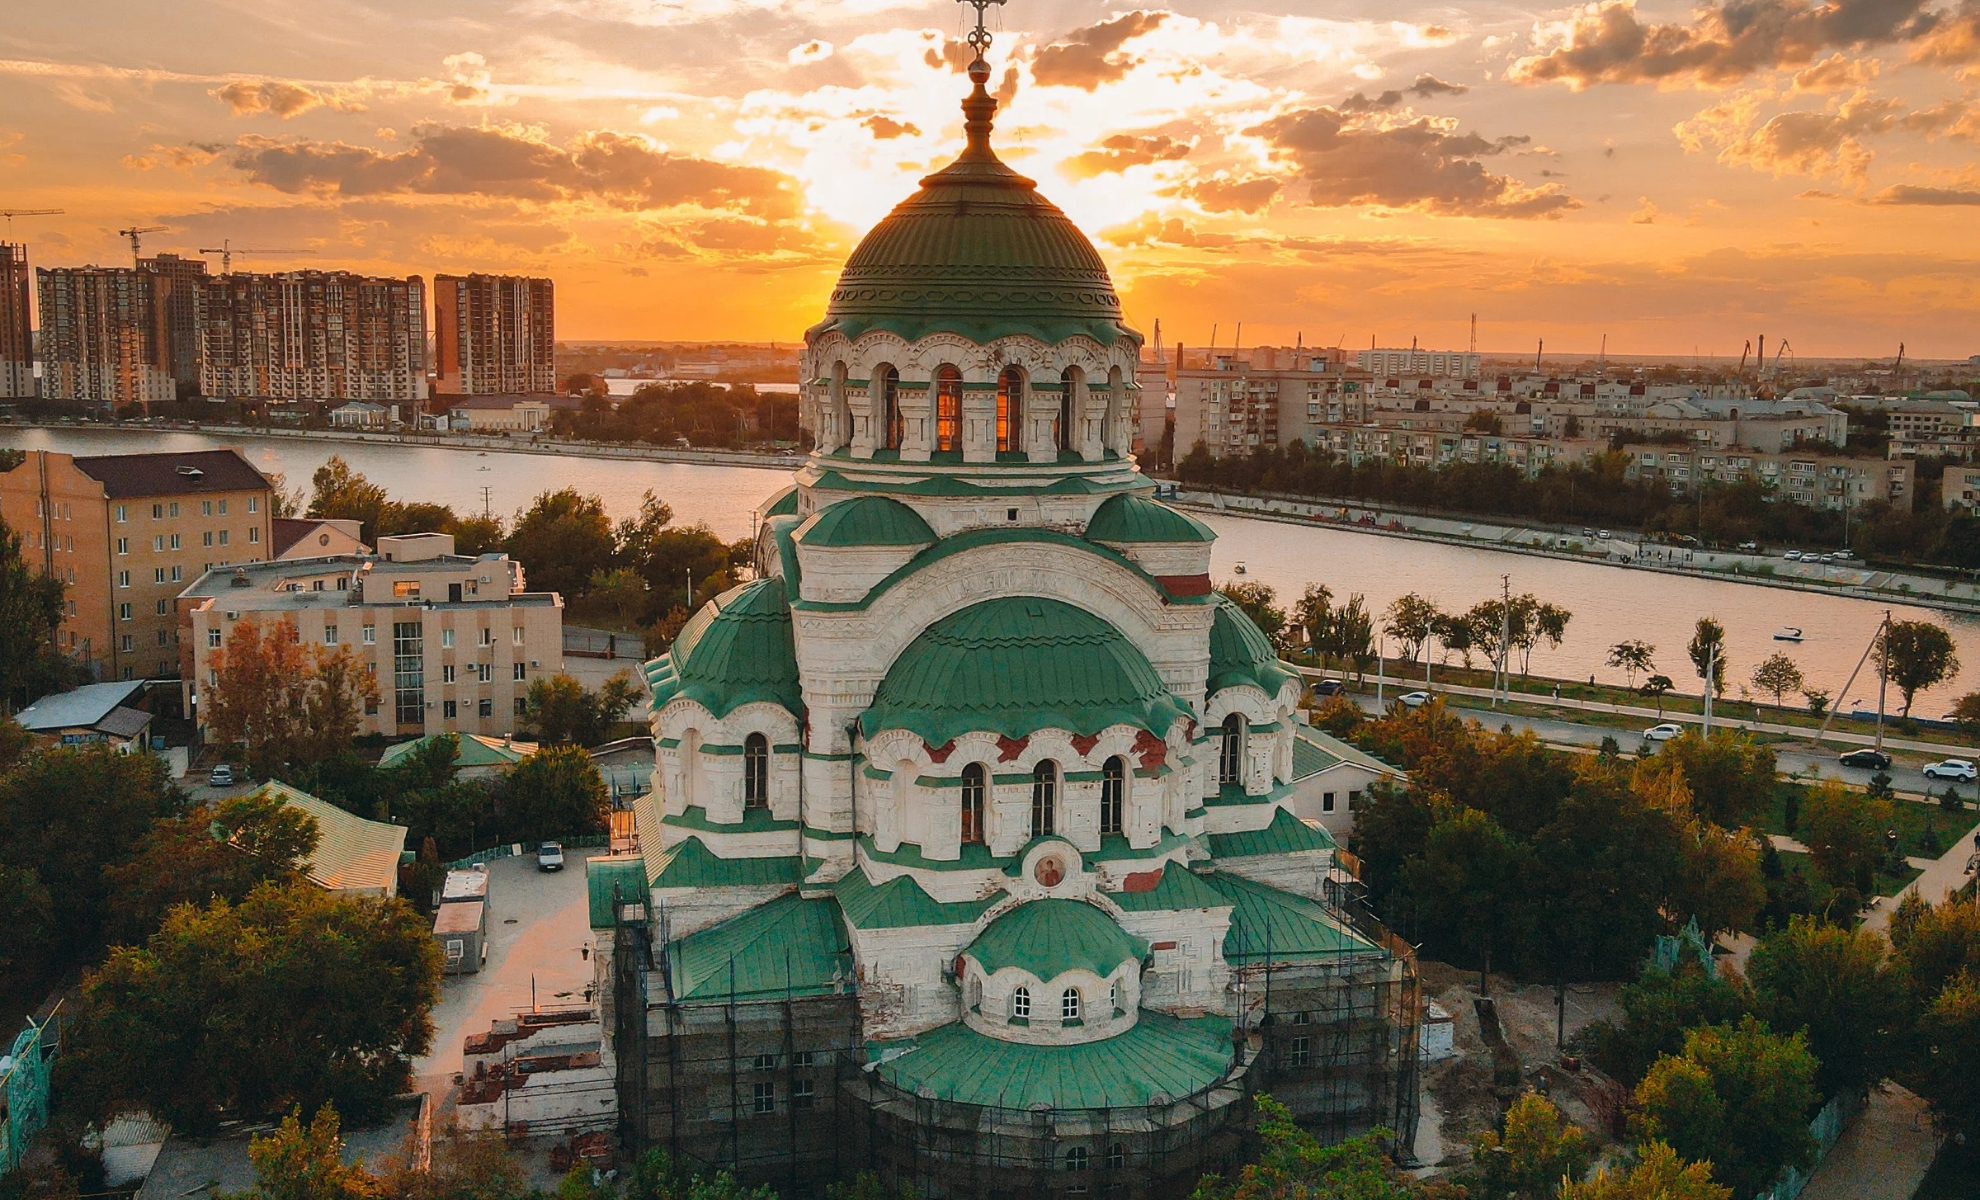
[808, 63, 1134, 349]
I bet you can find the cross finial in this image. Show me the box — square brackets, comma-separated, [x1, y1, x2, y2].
[958, 0, 1006, 61]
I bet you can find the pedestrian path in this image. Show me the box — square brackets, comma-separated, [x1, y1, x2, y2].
[1863, 825, 1980, 935]
[1798, 1084, 1938, 1200]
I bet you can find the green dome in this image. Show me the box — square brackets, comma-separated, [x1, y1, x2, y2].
[1085, 493, 1214, 544]
[645, 577, 804, 719]
[964, 899, 1149, 980]
[806, 72, 1136, 349]
[798, 496, 936, 548]
[861, 597, 1188, 745]
[1208, 594, 1295, 698]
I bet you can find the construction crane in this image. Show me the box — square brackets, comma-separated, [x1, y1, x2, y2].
[1772, 339, 1793, 377]
[1736, 339, 1752, 377]
[0, 208, 63, 238]
[196, 239, 317, 274]
[116, 225, 167, 265]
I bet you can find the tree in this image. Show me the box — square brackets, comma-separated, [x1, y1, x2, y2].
[505, 488, 615, 600]
[1383, 593, 1441, 662]
[1876, 619, 1959, 717]
[1643, 674, 1675, 715]
[1329, 593, 1375, 680]
[1638, 732, 1777, 829]
[585, 567, 650, 630]
[1798, 780, 1894, 893]
[1908, 974, 1980, 1142]
[1746, 916, 1900, 1097]
[1432, 611, 1476, 668]
[204, 618, 379, 778]
[1403, 805, 1536, 989]
[1687, 618, 1728, 698]
[0, 518, 73, 708]
[307, 456, 393, 542]
[107, 790, 320, 942]
[1801, 688, 1830, 717]
[1748, 653, 1805, 712]
[1951, 690, 1980, 734]
[504, 745, 610, 839]
[1631, 1017, 1818, 1200]
[1467, 1091, 1591, 1199]
[1558, 1141, 1730, 1200]
[1581, 958, 1754, 1088]
[1222, 582, 1289, 651]
[61, 882, 442, 1132]
[1531, 602, 1572, 673]
[229, 1104, 378, 1200]
[522, 671, 641, 747]
[1609, 640, 1657, 690]
[1187, 1094, 1442, 1200]
[0, 863, 54, 980]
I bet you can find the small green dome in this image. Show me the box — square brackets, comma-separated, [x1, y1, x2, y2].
[798, 496, 936, 548]
[964, 899, 1149, 980]
[1208, 594, 1295, 698]
[1085, 493, 1214, 544]
[861, 597, 1188, 745]
[645, 577, 804, 718]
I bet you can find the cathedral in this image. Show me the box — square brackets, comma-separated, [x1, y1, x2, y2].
[588, 26, 1419, 1199]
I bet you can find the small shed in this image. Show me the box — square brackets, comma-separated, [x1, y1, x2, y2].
[16, 679, 152, 750]
[434, 900, 487, 975]
[251, 781, 409, 897]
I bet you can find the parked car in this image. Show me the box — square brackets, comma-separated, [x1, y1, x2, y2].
[1737, 541, 1759, 552]
[1784, 550, 1802, 560]
[1644, 723, 1685, 742]
[1838, 748, 1892, 771]
[1397, 691, 1431, 709]
[1312, 679, 1345, 697]
[1597, 529, 1612, 540]
[1923, 759, 1978, 782]
[537, 840, 566, 872]
[209, 763, 235, 787]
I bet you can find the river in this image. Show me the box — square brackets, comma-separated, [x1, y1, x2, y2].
[10, 425, 1979, 720]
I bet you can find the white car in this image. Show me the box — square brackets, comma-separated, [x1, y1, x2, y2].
[1644, 723, 1685, 742]
[1397, 691, 1432, 709]
[537, 840, 566, 871]
[1923, 759, 1978, 782]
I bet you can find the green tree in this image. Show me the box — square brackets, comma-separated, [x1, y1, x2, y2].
[0, 519, 72, 708]
[61, 882, 442, 1132]
[205, 617, 379, 778]
[1951, 690, 1980, 735]
[1747, 916, 1900, 1097]
[1748, 653, 1805, 711]
[1403, 805, 1536, 989]
[504, 745, 610, 839]
[1631, 1017, 1818, 1200]
[376, 1129, 529, 1200]
[1876, 619, 1960, 717]
[1187, 1094, 1439, 1200]
[106, 789, 321, 942]
[1908, 974, 1980, 1141]
[522, 672, 641, 747]
[1558, 1141, 1731, 1200]
[1383, 593, 1440, 662]
[1531, 602, 1573, 672]
[1328, 593, 1376, 680]
[227, 1104, 377, 1200]
[505, 488, 615, 600]
[1467, 1091, 1591, 1199]
[307, 455, 394, 542]
[1432, 611, 1477, 669]
[616, 1149, 775, 1200]
[1799, 781, 1894, 893]
[1643, 674, 1675, 715]
[449, 513, 507, 556]
[0, 862, 54, 980]
[1222, 581, 1289, 651]
[1609, 639, 1657, 689]
[585, 567, 650, 630]
[1687, 618, 1728, 698]
[1581, 957, 1754, 1088]
[1637, 732, 1776, 829]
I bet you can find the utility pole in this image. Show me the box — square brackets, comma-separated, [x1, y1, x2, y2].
[479, 486, 492, 519]
[1495, 574, 1512, 707]
[1703, 639, 1715, 735]
[1875, 610, 1891, 752]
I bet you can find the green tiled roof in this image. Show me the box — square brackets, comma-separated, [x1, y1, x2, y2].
[661, 805, 800, 835]
[1109, 864, 1231, 913]
[763, 514, 803, 589]
[1203, 872, 1379, 963]
[1204, 807, 1336, 859]
[644, 577, 804, 719]
[668, 893, 850, 1003]
[963, 899, 1149, 980]
[861, 597, 1190, 745]
[586, 856, 649, 930]
[760, 486, 800, 519]
[1207, 594, 1297, 698]
[379, 732, 532, 771]
[832, 866, 1003, 929]
[873, 1011, 1233, 1108]
[1292, 725, 1401, 780]
[650, 836, 802, 889]
[799, 496, 935, 548]
[1085, 493, 1214, 544]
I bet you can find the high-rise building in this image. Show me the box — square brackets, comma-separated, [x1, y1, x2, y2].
[0, 243, 31, 398]
[137, 252, 210, 394]
[202, 271, 428, 403]
[35, 267, 176, 408]
[432, 273, 555, 395]
[1355, 346, 1480, 378]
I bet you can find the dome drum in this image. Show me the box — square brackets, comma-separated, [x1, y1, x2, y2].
[959, 898, 1149, 1046]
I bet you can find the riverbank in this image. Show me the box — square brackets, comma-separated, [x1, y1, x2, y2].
[1176, 487, 1980, 618]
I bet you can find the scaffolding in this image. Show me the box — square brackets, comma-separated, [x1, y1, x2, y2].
[1, 1014, 57, 1179]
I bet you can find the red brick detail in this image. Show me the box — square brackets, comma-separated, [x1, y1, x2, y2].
[1123, 867, 1165, 893]
[1151, 940, 1178, 951]
[996, 734, 1030, 762]
[1156, 573, 1213, 597]
[925, 739, 957, 763]
[1070, 732, 1101, 756]
[1132, 728, 1167, 769]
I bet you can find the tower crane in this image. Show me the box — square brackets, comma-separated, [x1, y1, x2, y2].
[196, 239, 317, 274]
[116, 225, 167, 265]
[0, 209, 63, 238]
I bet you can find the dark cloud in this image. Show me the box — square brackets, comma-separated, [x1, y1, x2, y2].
[861, 115, 921, 140]
[1245, 108, 1579, 219]
[1871, 183, 1980, 203]
[924, 36, 973, 73]
[1408, 74, 1469, 99]
[212, 80, 359, 118]
[1031, 11, 1168, 90]
[1510, 0, 1940, 88]
[1340, 75, 1470, 114]
[1180, 174, 1282, 213]
[1913, 2, 1980, 65]
[1062, 132, 1192, 178]
[224, 127, 800, 218]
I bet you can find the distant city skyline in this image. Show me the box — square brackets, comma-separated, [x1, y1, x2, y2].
[3, 0, 1978, 356]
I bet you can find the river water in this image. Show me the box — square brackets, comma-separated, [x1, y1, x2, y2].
[10, 425, 1980, 719]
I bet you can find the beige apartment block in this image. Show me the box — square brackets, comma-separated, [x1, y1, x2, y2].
[179, 532, 564, 740]
[0, 449, 272, 681]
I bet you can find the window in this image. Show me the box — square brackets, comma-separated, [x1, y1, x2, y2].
[793, 1078, 814, 1109]
[153, 535, 165, 552]
[795, 1051, 815, 1069]
[513, 663, 527, 681]
[443, 664, 456, 683]
[156, 600, 168, 615]
[170, 566, 182, 582]
[151, 504, 163, 519]
[441, 629, 455, 648]
[362, 624, 376, 644]
[1323, 791, 1336, 813]
[310, 578, 323, 591]
[218, 530, 229, 546]
[961, 762, 985, 845]
[169, 533, 181, 550]
[117, 570, 130, 588]
[393, 580, 420, 598]
[1109, 980, 1119, 1014]
[514, 696, 527, 716]
[1061, 988, 1081, 1023]
[207, 628, 221, 648]
[153, 566, 166, 583]
[1219, 713, 1245, 786]
[479, 627, 493, 646]
[752, 1053, 776, 1071]
[1288, 1035, 1310, 1068]
[443, 700, 457, 719]
[120, 635, 133, 652]
[478, 698, 493, 717]
[1031, 761, 1057, 837]
[513, 627, 525, 645]
[119, 603, 133, 621]
[218, 499, 228, 515]
[935, 364, 961, 451]
[1065, 1147, 1089, 1173]
[202, 531, 213, 547]
[876, 365, 901, 450]
[201, 501, 212, 517]
[169, 502, 179, 518]
[1011, 986, 1030, 1020]
[324, 625, 339, 646]
[743, 733, 769, 809]
[247, 496, 259, 513]
[1108, 1143, 1125, 1170]
[116, 537, 128, 555]
[1100, 756, 1125, 835]
[477, 663, 492, 683]
[996, 366, 1024, 453]
[115, 505, 127, 522]
[393, 621, 424, 726]
[1348, 790, 1362, 812]
[752, 1082, 774, 1115]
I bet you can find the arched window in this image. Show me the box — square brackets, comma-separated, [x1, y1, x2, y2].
[968, 976, 982, 1010]
[1031, 760, 1057, 837]
[1100, 755, 1125, 836]
[1061, 987, 1081, 1022]
[1065, 1146, 1089, 1172]
[961, 762, 986, 845]
[935, 365, 962, 452]
[830, 361, 850, 451]
[1107, 1143, 1125, 1170]
[1219, 713, 1245, 786]
[681, 728, 700, 805]
[1012, 985, 1031, 1020]
[997, 367, 1024, 453]
[876, 365, 902, 450]
[1058, 368, 1077, 453]
[1108, 979, 1119, 1014]
[743, 733, 769, 809]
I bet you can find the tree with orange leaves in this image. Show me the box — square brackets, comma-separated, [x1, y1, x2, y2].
[204, 617, 379, 778]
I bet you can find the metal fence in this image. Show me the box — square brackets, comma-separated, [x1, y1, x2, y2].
[443, 835, 611, 872]
[564, 627, 646, 661]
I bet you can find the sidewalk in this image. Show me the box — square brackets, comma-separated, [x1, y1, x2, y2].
[1862, 826, 1980, 934]
[1798, 1084, 1938, 1200]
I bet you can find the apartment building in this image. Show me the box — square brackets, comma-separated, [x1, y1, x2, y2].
[1941, 466, 1980, 513]
[1356, 347, 1480, 378]
[1172, 350, 1371, 457]
[0, 243, 31, 398]
[1623, 445, 1911, 511]
[179, 533, 564, 739]
[433, 274, 555, 396]
[0, 449, 272, 681]
[137, 252, 209, 393]
[34, 266, 176, 408]
[201, 271, 427, 403]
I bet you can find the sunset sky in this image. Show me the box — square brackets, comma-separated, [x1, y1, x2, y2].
[4, 0, 1978, 358]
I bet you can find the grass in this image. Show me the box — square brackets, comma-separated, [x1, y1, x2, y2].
[1765, 781, 1980, 856]
[1776, 849, 1922, 900]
